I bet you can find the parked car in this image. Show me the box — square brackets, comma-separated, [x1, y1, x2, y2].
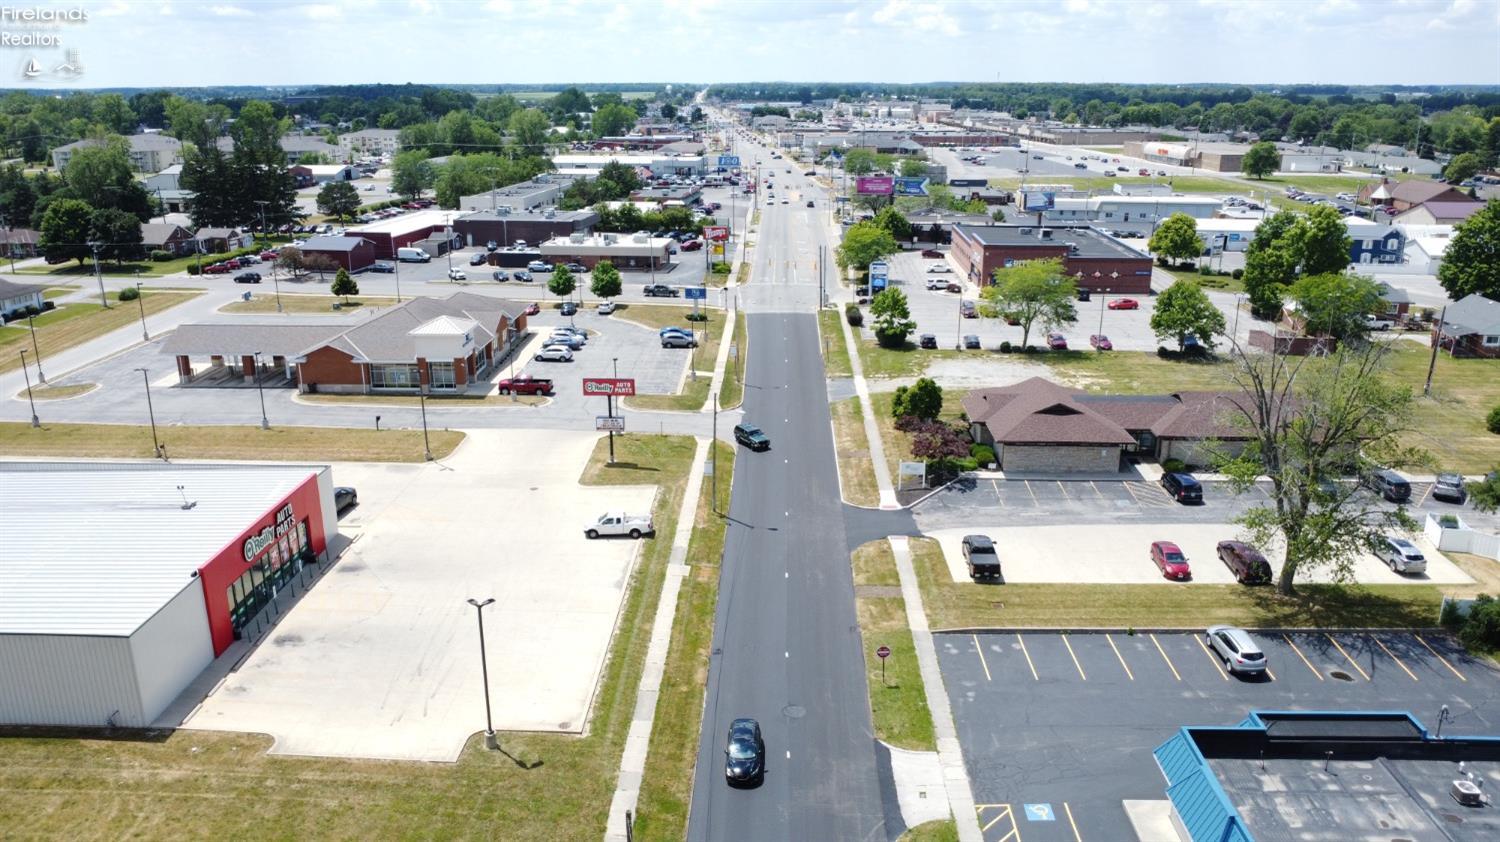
[1365, 468, 1411, 503]
[1216, 541, 1272, 585]
[468, 253, 487, 266]
[1150, 540, 1192, 581]
[926, 278, 947, 291]
[1376, 536, 1427, 575]
[513, 270, 533, 282]
[734, 423, 770, 451]
[259, 250, 279, 261]
[659, 326, 692, 339]
[662, 332, 698, 348]
[681, 240, 704, 251]
[920, 249, 943, 259]
[565, 262, 587, 273]
[1206, 625, 1268, 675]
[334, 486, 358, 514]
[926, 265, 952, 274]
[1160, 472, 1203, 504]
[1138, 168, 1150, 176]
[491, 269, 509, 281]
[547, 332, 585, 350]
[1046, 332, 1068, 351]
[585, 512, 654, 540]
[1107, 298, 1140, 310]
[1089, 334, 1113, 351]
[448, 268, 467, 281]
[597, 300, 617, 315]
[527, 260, 555, 272]
[523, 302, 540, 315]
[643, 284, 679, 297]
[533, 345, 574, 362]
[1364, 314, 1396, 330]
[371, 260, 396, 273]
[963, 334, 981, 349]
[962, 534, 1002, 581]
[233, 272, 261, 284]
[961, 300, 977, 318]
[495, 376, 554, 396]
[918, 334, 938, 349]
[202, 263, 230, 275]
[1432, 473, 1467, 503]
[945, 282, 962, 294]
[724, 718, 766, 787]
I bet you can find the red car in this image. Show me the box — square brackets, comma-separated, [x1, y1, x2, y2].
[523, 303, 541, 316]
[1150, 541, 1192, 581]
[1047, 332, 1068, 350]
[201, 263, 230, 274]
[1089, 334, 1113, 351]
[681, 240, 704, 251]
[259, 250, 279, 261]
[1107, 298, 1140, 310]
[920, 249, 943, 259]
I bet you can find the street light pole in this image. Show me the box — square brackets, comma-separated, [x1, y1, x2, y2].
[466, 597, 499, 750]
[19, 350, 39, 427]
[26, 314, 45, 383]
[134, 282, 149, 341]
[254, 351, 270, 430]
[711, 390, 719, 514]
[136, 367, 162, 459]
[419, 387, 433, 461]
[89, 241, 108, 308]
[271, 260, 283, 312]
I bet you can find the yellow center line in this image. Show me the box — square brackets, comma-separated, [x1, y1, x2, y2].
[1326, 634, 1371, 682]
[1195, 635, 1230, 680]
[1106, 634, 1135, 680]
[1017, 634, 1039, 681]
[1371, 634, 1418, 681]
[1064, 802, 1082, 842]
[1283, 633, 1324, 680]
[1414, 634, 1467, 681]
[1062, 634, 1088, 680]
[973, 634, 993, 682]
[1150, 633, 1182, 681]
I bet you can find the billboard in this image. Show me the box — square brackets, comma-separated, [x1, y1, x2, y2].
[856, 176, 895, 196]
[717, 155, 741, 168]
[894, 177, 929, 196]
[1021, 191, 1056, 212]
[869, 260, 889, 292]
[703, 225, 729, 242]
[582, 378, 636, 397]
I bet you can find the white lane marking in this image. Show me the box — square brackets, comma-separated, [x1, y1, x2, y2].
[785, 651, 789, 658]
[786, 751, 791, 759]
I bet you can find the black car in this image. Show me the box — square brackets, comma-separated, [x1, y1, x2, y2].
[560, 301, 578, 316]
[371, 261, 396, 273]
[724, 718, 765, 786]
[234, 272, 261, 284]
[1432, 473, 1467, 503]
[963, 334, 981, 349]
[485, 240, 499, 252]
[918, 334, 938, 349]
[469, 253, 487, 266]
[334, 486, 358, 514]
[1161, 472, 1203, 504]
[962, 534, 1002, 581]
[1365, 468, 1411, 503]
[734, 423, 770, 451]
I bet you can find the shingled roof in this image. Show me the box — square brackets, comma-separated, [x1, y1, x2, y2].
[962, 378, 1249, 446]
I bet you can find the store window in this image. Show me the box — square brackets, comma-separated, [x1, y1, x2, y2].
[429, 361, 456, 390]
[370, 364, 420, 390]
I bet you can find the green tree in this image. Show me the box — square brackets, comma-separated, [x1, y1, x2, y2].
[590, 260, 623, 299]
[88, 207, 144, 264]
[276, 247, 306, 277]
[63, 138, 152, 220]
[592, 103, 638, 138]
[872, 206, 912, 240]
[391, 150, 435, 199]
[660, 103, 677, 120]
[1468, 469, 1500, 514]
[1444, 152, 1482, 184]
[547, 265, 576, 301]
[38, 197, 93, 265]
[1148, 212, 1205, 266]
[897, 157, 929, 178]
[551, 88, 592, 118]
[892, 377, 943, 421]
[1150, 278, 1226, 350]
[1217, 341, 1425, 595]
[1288, 272, 1383, 340]
[1438, 200, 1500, 300]
[869, 287, 916, 348]
[835, 221, 897, 271]
[331, 267, 359, 301]
[316, 181, 361, 222]
[1290, 204, 1352, 276]
[1241, 141, 1281, 179]
[1243, 211, 1301, 320]
[508, 108, 552, 154]
[980, 258, 1076, 348]
[842, 148, 876, 175]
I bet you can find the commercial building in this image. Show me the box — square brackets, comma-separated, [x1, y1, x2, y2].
[949, 224, 1154, 293]
[1015, 125, 1161, 146]
[538, 232, 674, 270]
[1394, 201, 1485, 226]
[1155, 710, 1500, 842]
[347, 209, 464, 259]
[902, 208, 996, 244]
[338, 128, 401, 159]
[0, 462, 338, 728]
[456, 174, 585, 212]
[1358, 178, 1478, 213]
[450, 207, 598, 249]
[551, 152, 706, 177]
[629, 184, 703, 206]
[51, 133, 183, 172]
[298, 235, 378, 273]
[289, 163, 356, 185]
[1037, 195, 1223, 226]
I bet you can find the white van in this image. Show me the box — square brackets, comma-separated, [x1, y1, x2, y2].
[397, 247, 430, 263]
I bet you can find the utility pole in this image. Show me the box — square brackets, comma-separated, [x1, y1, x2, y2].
[26, 314, 45, 383]
[254, 351, 270, 430]
[711, 390, 719, 514]
[1424, 306, 1446, 397]
[136, 367, 162, 459]
[419, 387, 434, 461]
[89, 241, 108, 308]
[19, 350, 39, 427]
[134, 282, 149, 341]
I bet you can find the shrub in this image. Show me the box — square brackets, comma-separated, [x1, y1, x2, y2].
[1161, 458, 1187, 473]
[1458, 594, 1500, 651]
[1231, 268, 1244, 279]
[1217, 270, 1231, 277]
[970, 444, 996, 465]
[186, 263, 201, 276]
[999, 340, 1012, 353]
[117, 286, 140, 302]
[1198, 264, 1213, 275]
[949, 456, 980, 472]
[150, 250, 172, 262]
[874, 327, 908, 348]
[845, 303, 863, 327]
[711, 261, 732, 273]
[1487, 405, 1500, 435]
[685, 311, 708, 322]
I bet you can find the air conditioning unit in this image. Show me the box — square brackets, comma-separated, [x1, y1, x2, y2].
[1020, 227, 1032, 235]
[632, 233, 649, 243]
[1452, 779, 1484, 807]
[1040, 229, 1054, 240]
[495, 205, 511, 216]
[569, 232, 585, 244]
[543, 209, 556, 219]
[603, 234, 617, 245]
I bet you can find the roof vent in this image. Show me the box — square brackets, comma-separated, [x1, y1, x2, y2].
[543, 209, 556, 219]
[495, 205, 511, 216]
[1452, 779, 1484, 807]
[569, 232, 585, 243]
[1020, 227, 1032, 235]
[1040, 229, 1054, 239]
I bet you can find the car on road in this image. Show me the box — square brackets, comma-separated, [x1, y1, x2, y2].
[523, 302, 540, 315]
[560, 301, 578, 316]
[926, 265, 952, 273]
[469, 253, 487, 266]
[963, 334, 981, 349]
[1433, 472, 1468, 503]
[781, 198, 789, 204]
[584, 512, 654, 540]
[492, 270, 510, 281]
[1216, 541, 1272, 585]
[1161, 472, 1204, 504]
[1107, 298, 1139, 310]
[1138, 168, 1150, 176]
[334, 486, 358, 514]
[1089, 334, 1112, 350]
[597, 300, 617, 315]
[565, 262, 588, 273]
[527, 260, 554, 272]
[918, 334, 938, 349]
[724, 718, 765, 787]
[661, 332, 698, 348]
[681, 240, 703, 251]
[1074, 162, 1088, 169]
[234, 272, 261, 284]
[643, 284, 679, 297]
[1376, 536, 1427, 575]
[447, 268, 467, 281]
[961, 300, 977, 318]
[533, 345, 573, 362]
[1206, 625, 1268, 675]
[806, 200, 815, 207]
[1046, 332, 1068, 351]
[495, 375, 554, 396]
[734, 423, 771, 451]
[513, 270, 533, 282]
[920, 249, 943, 258]
[962, 534, 1002, 581]
[1150, 540, 1192, 581]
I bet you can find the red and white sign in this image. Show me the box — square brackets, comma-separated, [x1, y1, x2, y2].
[582, 377, 636, 397]
[703, 225, 729, 242]
[876, 646, 891, 659]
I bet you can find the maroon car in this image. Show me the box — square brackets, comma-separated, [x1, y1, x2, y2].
[921, 249, 943, 259]
[1047, 332, 1068, 351]
[1089, 334, 1113, 351]
[1150, 541, 1192, 581]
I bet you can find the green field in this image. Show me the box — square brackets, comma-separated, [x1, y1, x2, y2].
[0, 289, 202, 374]
[852, 541, 936, 752]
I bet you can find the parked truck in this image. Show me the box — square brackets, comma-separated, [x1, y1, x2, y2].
[585, 512, 655, 540]
[643, 284, 679, 297]
[397, 247, 431, 262]
[495, 376, 554, 396]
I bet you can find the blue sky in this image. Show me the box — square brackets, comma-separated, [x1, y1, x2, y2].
[3, 0, 1498, 88]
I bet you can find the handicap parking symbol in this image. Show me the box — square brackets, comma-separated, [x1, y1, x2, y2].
[1024, 803, 1055, 822]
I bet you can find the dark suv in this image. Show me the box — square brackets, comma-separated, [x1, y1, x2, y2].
[961, 534, 1002, 581]
[734, 423, 770, 451]
[1216, 541, 1271, 585]
[1161, 472, 1203, 504]
[1366, 469, 1411, 503]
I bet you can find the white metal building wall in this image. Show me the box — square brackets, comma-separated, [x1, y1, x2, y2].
[0, 633, 143, 727]
[129, 582, 213, 726]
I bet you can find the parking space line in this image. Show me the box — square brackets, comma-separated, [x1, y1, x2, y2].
[1064, 802, 1082, 841]
[991, 479, 1005, 508]
[1088, 480, 1103, 500]
[1265, 666, 1277, 681]
[1414, 634, 1467, 681]
[1415, 483, 1433, 506]
[1326, 634, 1370, 681]
[1024, 481, 1038, 506]
[1061, 634, 1087, 680]
[1283, 634, 1325, 680]
[1149, 634, 1181, 681]
[1371, 635, 1419, 681]
[1195, 635, 1230, 680]
[1105, 634, 1134, 680]
[973, 634, 993, 682]
[1056, 481, 1071, 500]
[1016, 634, 1039, 681]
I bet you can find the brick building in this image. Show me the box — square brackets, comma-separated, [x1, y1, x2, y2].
[297, 235, 378, 273]
[949, 224, 1153, 293]
[450, 207, 598, 249]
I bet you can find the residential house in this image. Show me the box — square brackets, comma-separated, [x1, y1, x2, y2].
[139, 223, 195, 257]
[1392, 201, 1485, 226]
[51, 133, 183, 173]
[1434, 293, 1500, 359]
[1357, 179, 1478, 213]
[193, 228, 251, 254]
[338, 128, 401, 159]
[1346, 217, 1406, 266]
[0, 278, 47, 320]
[0, 228, 41, 259]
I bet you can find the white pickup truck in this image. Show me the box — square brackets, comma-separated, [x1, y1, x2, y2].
[1364, 314, 1397, 330]
[585, 512, 655, 540]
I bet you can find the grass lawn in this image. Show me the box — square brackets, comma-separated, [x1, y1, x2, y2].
[1043, 349, 1234, 393]
[0, 289, 201, 374]
[832, 397, 880, 507]
[909, 536, 1445, 630]
[299, 393, 548, 408]
[17, 382, 98, 401]
[0, 433, 698, 840]
[618, 305, 725, 412]
[634, 441, 735, 840]
[852, 540, 936, 752]
[1246, 173, 1385, 196]
[737, 261, 751, 284]
[1157, 265, 1246, 294]
[1386, 342, 1500, 473]
[719, 310, 748, 411]
[0, 422, 465, 462]
[818, 309, 853, 378]
[705, 270, 730, 288]
[15, 251, 237, 278]
[219, 294, 401, 314]
[901, 819, 959, 842]
[42, 286, 75, 300]
[855, 335, 967, 380]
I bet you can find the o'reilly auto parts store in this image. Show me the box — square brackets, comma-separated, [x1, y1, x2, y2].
[0, 462, 339, 728]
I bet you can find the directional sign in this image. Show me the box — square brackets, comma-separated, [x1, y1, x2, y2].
[595, 416, 625, 432]
[717, 155, 741, 168]
[894, 177, 930, 196]
[684, 286, 707, 300]
[582, 378, 636, 397]
[876, 646, 891, 659]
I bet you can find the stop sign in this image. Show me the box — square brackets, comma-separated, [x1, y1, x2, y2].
[876, 646, 891, 659]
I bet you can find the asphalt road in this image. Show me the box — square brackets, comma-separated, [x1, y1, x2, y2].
[688, 132, 890, 840]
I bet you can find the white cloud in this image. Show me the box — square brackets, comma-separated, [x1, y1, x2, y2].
[210, 5, 252, 16]
[302, 4, 342, 20]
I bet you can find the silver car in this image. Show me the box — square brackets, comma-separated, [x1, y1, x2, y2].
[1377, 537, 1427, 575]
[1206, 625, 1267, 675]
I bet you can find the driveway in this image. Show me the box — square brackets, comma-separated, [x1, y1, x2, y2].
[181, 429, 658, 761]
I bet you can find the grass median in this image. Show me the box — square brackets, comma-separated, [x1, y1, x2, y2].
[16, 382, 98, 401]
[831, 397, 879, 507]
[852, 540, 936, 752]
[818, 309, 853, 378]
[0, 421, 465, 462]
[0, 289, 202, 374]
[901, 819, 959, 842]
[0, 433, 697, 840]
[909, 536, 1445, 631]
[634, 440, 735, 840]
[219, 294, 400, 314]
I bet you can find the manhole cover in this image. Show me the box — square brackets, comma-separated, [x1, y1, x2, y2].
[1330, 670, 1354, 681]
[783, 705, 806, 719]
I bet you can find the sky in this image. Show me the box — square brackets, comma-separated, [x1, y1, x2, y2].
[1, 0, 1497, 89]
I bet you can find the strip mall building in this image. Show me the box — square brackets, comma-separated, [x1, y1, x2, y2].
[0, 462, 339, 728]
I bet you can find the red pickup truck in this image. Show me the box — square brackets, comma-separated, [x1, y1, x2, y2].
[496, 376, 554, 396]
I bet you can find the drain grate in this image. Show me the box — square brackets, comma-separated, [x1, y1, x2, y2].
[1330, 669, 1354, 681]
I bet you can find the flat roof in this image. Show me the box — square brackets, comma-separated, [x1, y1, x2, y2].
[349, 209, 462, 236]
[953, 224, 1149, 260]
[0, 462, 321, 637]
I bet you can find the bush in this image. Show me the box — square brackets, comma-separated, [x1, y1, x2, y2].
[186, 263, 201, 276]
[999, 340, 1012, 353]
[1198, 264, 1213, 275]
[117, 286, 140, 302]
[1487, 405, 1500, 435]
[711, 261, 732, 273]
[1161, 458, 1187, 473]
[950, 456, 980, 472]
[874, 327, 908, 348]
[845, 303, 863, 327]
[1231, 268, 1244, 279]
[150, 250, 173, 262]
[970, 444, 996, 466]
[1458, 594, 1500, 651]
[685, 311, 708, 322]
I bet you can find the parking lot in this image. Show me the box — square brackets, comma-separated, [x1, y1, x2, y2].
[511, 305, 702, 405]
[940, 629, 1500, 841]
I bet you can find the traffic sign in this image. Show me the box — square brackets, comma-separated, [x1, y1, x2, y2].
[684, 286, 707, 300]
[582, 377, 636, 397]
[717, 155, 741, 168]
[595, 416, 625, 432]
[876, 646, 891, 659]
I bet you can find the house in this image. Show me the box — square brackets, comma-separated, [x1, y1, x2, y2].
[1434, 293, 1500, 359]
[297, 235, 377, 273]
[961, 377, 1251, 473]
[0, 278, 47, 320]
[0, 227, 41, 259]
[1392, 201, 1484, 226]
[139, 223, 195, 257]
[1374, 283, 1413, 318]
[193, 228, 251, 254]
[1357, 178, 1478, 213]
[1346, 217, 1406, 266]
[51, 133, 183, 173]
[337, 128, 401, 159]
